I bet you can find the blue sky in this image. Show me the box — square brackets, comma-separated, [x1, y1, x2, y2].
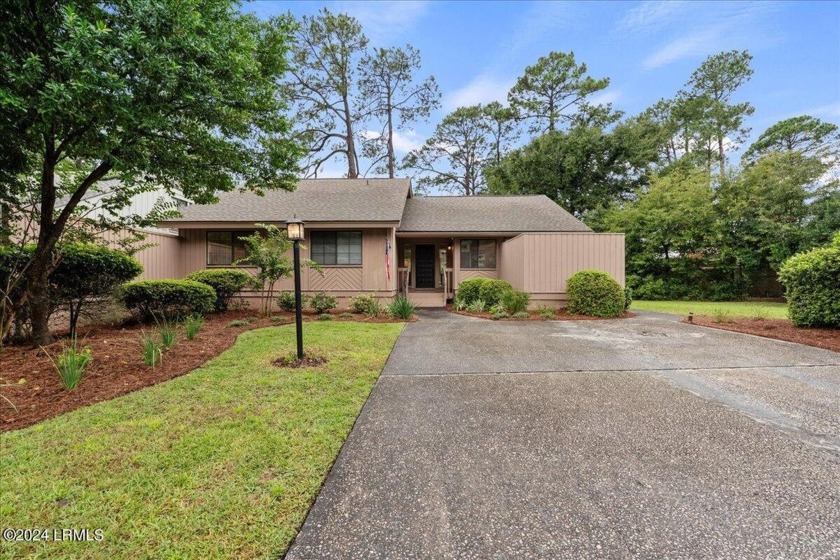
[247, 0, 840, 176]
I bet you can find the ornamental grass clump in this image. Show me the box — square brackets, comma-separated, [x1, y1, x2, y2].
[141, 331, 162, 367]
[566, 270, 625, 318]
[387, 296, 416, 319]
[183, 314, 204, 340]
[49, 339, 92, 390]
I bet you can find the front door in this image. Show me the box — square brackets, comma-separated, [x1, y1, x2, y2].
[415, 245, 435, 288]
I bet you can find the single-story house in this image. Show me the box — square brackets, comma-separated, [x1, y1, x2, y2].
[157, 178, 624, 308]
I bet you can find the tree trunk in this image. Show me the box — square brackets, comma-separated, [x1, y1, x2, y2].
[28, 154, 58, 346]
[343, 93, 358, 178]
[548, 98, 555, 133]
[718, 135, 725, 177]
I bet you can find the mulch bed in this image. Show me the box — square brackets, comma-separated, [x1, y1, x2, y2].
[447, 306, 635, 321]
[272, 355, 328, 368]
[0, 310, 402, 432]
[688, 317, 840, 353]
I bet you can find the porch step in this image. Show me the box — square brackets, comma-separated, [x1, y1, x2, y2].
[406, 291, 448, 308]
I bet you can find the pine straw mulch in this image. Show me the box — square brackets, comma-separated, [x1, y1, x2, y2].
[447, 305, 635, 321]
[688, 316, 840, 354]
[0, 310, 404, 432]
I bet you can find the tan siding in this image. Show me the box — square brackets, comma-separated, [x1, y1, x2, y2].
[500, 233, 624, 298]
[179, 227, 394, 296]
[459, 270, 499, 281]
[102, 229, 183, 279]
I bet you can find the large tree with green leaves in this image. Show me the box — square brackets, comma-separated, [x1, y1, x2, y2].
[0, 0, 299, 345]
[682, 50, 754, 175]
[507, 51, 609, 135]
[743, 115, 840, 163]
[357, 45, 440, 178]
[486, 121, 659, 218]
[287, 8, 368, 178]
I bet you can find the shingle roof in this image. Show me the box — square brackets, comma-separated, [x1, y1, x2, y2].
[397, 195, 591, 233]
[161, 178, 411, 224]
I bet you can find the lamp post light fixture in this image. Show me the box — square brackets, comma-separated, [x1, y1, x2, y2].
[286, 216, 305, 360]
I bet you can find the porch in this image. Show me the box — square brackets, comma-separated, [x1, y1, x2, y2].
[396, 237, 455, 308]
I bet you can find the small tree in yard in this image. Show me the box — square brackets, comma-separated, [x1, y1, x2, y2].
[237, 224, 321, 316]
[0, 0, 300, 345]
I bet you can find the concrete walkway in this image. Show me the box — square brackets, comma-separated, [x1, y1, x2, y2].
[286, 312, 840, 559]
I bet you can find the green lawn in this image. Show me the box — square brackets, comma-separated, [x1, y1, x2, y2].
[0, 321, 403, 560]
[631, 300, 789, 319]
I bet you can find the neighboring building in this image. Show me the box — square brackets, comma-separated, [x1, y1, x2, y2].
[158, 178, 625, 308]
[57, 180, 190, 280]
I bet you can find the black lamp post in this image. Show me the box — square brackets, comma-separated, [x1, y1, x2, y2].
[286, 216, 305, 360]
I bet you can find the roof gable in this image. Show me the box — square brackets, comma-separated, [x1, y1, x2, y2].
[397, 195, 591, 233]
[162, 178, 411, 224]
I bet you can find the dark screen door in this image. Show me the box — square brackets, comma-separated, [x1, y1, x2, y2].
[415, 245, 435, 288]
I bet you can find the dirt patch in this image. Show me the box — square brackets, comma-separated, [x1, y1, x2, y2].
[0, 310, 402, 432]
[688, 317, 840, 353]
[272, 355, 328, 368]
[447, 306, 635, 321]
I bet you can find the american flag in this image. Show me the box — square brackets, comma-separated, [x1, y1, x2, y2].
[385, 239, 392, 281]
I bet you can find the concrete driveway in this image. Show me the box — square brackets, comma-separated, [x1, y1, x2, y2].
[286, 311, 840, 559]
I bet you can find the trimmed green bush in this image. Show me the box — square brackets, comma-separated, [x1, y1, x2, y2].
[567, 270, 625, 318]
[478, 279, 513, 307]
[277, 291, 309, 312]
[501, 290, 530, 314]
[456, 277, 489, 305]
[50, 243, 142, 337]
[310, 292, 338, 314]
[778, 233, 840, 327]
[122, 280, 216, 321]
[185, 269, 252, 312]
[349, 294, 381, 316]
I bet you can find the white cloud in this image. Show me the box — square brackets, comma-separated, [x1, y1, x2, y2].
[334, 1, 430, 45]
[587, 89, 623, 106]
[807, 102, 840, 119]
[642, 26, 722, 69]
[617, 1, 688, 31]
[444, 75, 514, 110]
[361, 129, 424, 153]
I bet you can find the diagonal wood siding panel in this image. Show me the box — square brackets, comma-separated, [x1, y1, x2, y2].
[309, 268, 363, 291]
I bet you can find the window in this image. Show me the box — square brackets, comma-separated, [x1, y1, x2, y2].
[460, 239, 497, 269]
[206, 231, 253, 266]
[311, 231, 362, 265]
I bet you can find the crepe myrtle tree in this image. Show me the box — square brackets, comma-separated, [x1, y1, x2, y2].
[0, 0, 301, 345]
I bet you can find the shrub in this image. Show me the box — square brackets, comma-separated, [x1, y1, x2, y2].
[489, 303, 504, 315]
[185, 269, 252, 312]
[566, 270, 625, 318]
[501, 290, 530, 314]
[122, 280, 216, 321]
[141, 331, 162, 367]
[227, 319, 250, 328]
[317, 313, 333, 321]
[536, 305, 556, 319]
[271, 315, 289, 323]
[778, 233, 840, 327]
[50, 243, 143, 338]
[49, 340, 92, 390]
[512, 311, 530, 319]
[349, 294, 381, 316]
[387, 296, 416, 319]
[452, 294, 467, 311]
[712, 309, 731, 324]
[277, 291, 309, 312]
[478, 279, 513, 307]
[491, 311, 509, 320]
[310, 292, 338, 313]
[183, 314, 204, 340]
[467, 298, 486, 313]
[623, 287, 633, 311]
[456, 277, 489, 305]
